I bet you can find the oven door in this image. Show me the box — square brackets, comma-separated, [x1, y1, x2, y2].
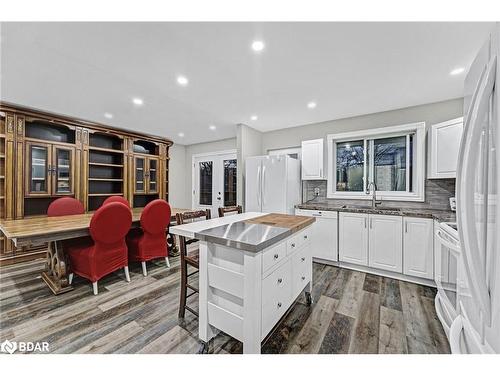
[435, 226, 461, 328]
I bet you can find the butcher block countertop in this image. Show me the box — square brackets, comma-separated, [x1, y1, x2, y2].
[170, 212, 315, 252]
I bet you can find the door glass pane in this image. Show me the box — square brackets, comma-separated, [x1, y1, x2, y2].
[30, 146, 48, 193]
[149, 159, 157, 191]
[55, 148, 71, 193]
[199, 161, 213, 205]
[373, 136, 406, 191]
[136, 158, 144, 191]
[336, 140, 364, 191]
[223, 159, 237, 206]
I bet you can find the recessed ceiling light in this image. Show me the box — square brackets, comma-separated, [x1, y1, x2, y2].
[450, 67, 465, 76]
[251, 115, 258, 121]
[251, 40, 265, 52]
[178, 132, 185, 137]
[209, 125, 216, 131]
[104, 112, 113, 119]
[132, 97, 144, 106]
[307, 101, 317, 109]
[177, 75, 189, 86]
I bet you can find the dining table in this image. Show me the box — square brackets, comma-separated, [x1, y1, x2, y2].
[0, 207, 191, 295]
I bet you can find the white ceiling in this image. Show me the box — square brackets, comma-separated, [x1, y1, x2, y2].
[0, 22, 493, 145]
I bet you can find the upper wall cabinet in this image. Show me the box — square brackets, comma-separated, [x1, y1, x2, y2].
[428, 117, 463, 179]
[301, 138, 325, 180]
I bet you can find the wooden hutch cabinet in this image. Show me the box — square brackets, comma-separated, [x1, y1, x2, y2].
[0, 103, 173, 265]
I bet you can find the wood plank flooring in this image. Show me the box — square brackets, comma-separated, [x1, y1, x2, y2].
[0, 258, 450, 354]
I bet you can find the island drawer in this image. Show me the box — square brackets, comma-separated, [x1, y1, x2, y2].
[261, 259, 292, 337]
[286, 227, 311, 256]
[292, 245, 312, 298]
[262, 242, 287, 273]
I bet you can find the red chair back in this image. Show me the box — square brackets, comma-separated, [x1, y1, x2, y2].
[102, 195, 130, 208]
[141, 199, 171, 234]
[90, 202, 132, 244]
[47, 197, 85, 217]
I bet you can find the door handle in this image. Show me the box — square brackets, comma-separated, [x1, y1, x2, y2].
[262, 166, 266, 207]
[364, 217, 367, 228]
[257, 166, 261, 207]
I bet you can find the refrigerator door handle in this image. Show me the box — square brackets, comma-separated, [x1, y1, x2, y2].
[262, 165, 266, 207]
[457, 55, 496, 330]
[257, 165, 262, 208]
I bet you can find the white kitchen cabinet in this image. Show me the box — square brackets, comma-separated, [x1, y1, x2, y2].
[301, 138, 325, 180]
[295, 209, 338, 262]
[368, 214, 403, 273]
[404, 217, 434, 279]
[428, 117, 463, 179]
[339, 212, 368, 266]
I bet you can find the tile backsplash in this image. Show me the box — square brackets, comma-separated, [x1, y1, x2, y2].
[302, 178, 455, 210]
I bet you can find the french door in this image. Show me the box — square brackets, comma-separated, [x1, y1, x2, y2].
[192, 151, 237, 217]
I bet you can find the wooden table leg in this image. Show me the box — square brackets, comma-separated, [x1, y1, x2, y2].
[41, 240, 74, 295]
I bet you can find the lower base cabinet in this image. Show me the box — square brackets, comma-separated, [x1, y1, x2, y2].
[403, 217, 434, 279]
[339, 212, 433, 280]
[368, 214, 403, 273]
[339, 212, 369, 265]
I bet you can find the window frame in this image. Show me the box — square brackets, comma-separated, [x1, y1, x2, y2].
[327, 122, 426, 202]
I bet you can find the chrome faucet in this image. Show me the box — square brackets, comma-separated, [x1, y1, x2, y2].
[366, 181, 382, 208]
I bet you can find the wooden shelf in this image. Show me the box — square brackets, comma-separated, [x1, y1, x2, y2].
[89, 162, 124, 168]
[89, 178, 123, 182]
[88, 193, 124, 197]
[89, 146, 124, 154]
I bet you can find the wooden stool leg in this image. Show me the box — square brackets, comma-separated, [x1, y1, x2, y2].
[178, 261, 187, 318]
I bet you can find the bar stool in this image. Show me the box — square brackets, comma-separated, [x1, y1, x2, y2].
[218, 205, 243, 217]
[67, 202, 132, 295]
[126, 199, 172, 276]
[176, 209, 211, 318]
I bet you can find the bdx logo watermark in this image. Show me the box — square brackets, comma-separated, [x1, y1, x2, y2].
[1, 339, 50, 354]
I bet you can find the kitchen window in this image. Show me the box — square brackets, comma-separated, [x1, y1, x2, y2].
[327, 122, 425, 201]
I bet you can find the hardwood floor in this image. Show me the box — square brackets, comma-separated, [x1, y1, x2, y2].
[0, 258, 450, 354]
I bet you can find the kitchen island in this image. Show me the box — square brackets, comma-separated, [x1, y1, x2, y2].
[170, 212, 315, 354]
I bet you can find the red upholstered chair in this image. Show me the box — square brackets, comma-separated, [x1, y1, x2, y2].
[126, 199, 172, 276]
[47, 197, 84, 217]
[67, 202, 132, 295]
[102, 195, 130, 208]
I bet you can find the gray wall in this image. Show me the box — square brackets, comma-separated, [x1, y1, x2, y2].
[169, 98, 463, 210]
[168, 138, 237, 209]
[262, 98, 463, 153]
[236, 124, 264, 207]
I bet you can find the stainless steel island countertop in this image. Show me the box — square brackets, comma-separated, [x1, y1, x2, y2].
[170, 212, 315, 253]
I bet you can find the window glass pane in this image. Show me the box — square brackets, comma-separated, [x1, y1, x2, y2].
[373, 136, 406, 191]
[223, 159, 237, 206]
[336, 140, 364, 191]
[199, 161, 213, 205]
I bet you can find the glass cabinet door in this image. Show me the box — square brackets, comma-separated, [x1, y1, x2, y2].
[148, 158, 158, 193]
[54, 146, 74, 195]
[134, 157, 145, 193]
[26, 142, 51, 196]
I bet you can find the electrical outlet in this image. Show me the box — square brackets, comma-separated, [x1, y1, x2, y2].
[314, 187, 320, 196]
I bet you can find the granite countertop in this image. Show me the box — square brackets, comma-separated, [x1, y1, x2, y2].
[296, 202, 456, 222]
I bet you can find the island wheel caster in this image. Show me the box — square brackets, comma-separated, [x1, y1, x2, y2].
[305, 291, 313, 306]
[198, 339, 212, 354]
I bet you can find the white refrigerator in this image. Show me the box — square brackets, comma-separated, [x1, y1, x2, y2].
[451, 23, 499, 353]
[245, 155, 301, 214]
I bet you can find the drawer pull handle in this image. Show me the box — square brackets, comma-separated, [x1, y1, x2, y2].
[291, 243, 296, 248]
[273, 254, 279, 260]
[304, 235, 308, 239]
[277, 278, 283, 284]
[301, 257, 306, 262]
[277, 302, 282, 308]
[301, 276, 306, 281]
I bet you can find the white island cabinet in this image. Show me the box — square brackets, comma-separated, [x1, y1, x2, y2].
[170, 212, 315, 354]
